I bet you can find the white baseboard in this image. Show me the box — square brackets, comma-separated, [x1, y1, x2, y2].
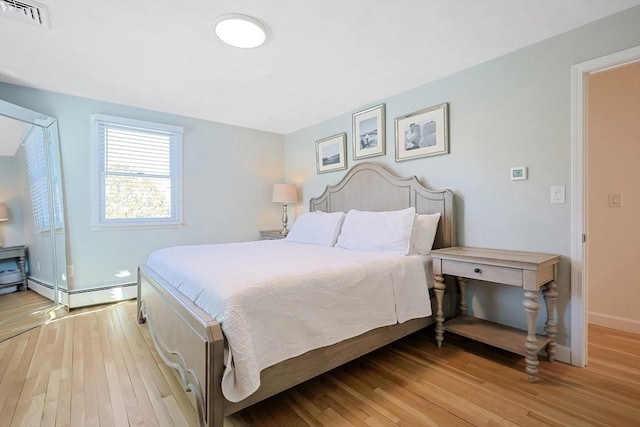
[67, 283, 137, 308]
[27, 279, 55, 301]
[588, 311, 640, 334]
[26, 279, 138, 308]
[540, 344, 570, 365]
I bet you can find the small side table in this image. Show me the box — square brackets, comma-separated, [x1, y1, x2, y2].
[259, 230, 286, 240]
[431, 246, 560, 382]
[0, 245, 28, 291]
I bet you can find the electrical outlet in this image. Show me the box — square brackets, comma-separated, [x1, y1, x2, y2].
[608, 193, 623, 207]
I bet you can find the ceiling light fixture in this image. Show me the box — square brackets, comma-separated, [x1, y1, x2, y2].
[214, 14, 266, 49]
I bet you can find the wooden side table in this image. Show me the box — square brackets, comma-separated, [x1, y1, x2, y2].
[259, 230, 286, 240]
[431, 246, 560, 382]
[0, 245, 28, 291]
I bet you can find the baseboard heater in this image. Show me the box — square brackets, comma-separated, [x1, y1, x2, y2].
[66, 282, 137, 308]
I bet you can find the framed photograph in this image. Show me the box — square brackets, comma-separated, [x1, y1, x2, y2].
[353, 104, 385, 160]
[316, 133, 347, 174]
[395, 102, 449, 162]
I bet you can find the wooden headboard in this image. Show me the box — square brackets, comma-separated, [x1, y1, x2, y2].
[309, 162, 455, 249]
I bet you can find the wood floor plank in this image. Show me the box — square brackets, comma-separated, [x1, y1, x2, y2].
[279, 390, 325, 427]
[0, 290, 67, 343]
[25, 392, 46, 426]
[106, 304, 147, 426]
[40, 368, 60, 427]
[113, 304, 162, 426]
[0, 290, 54, 324]
[54, 319, 74, 427]
[95, 305, 129, 427]
[1, 301, 638, 426]
[1, 328, 40, 424]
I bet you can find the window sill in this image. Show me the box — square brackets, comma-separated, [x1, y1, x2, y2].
[91, 221, 183, 231]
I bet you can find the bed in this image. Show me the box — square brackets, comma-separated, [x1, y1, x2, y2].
[137, 162, 456, 427]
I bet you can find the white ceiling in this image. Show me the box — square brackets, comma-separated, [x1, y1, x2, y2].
[0, 0, 638, 135]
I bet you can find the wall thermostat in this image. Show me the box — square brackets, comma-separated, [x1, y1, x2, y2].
[511, 166, 528, 181]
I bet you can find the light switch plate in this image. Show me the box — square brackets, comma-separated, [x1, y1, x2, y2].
[551, 185, 566, 204]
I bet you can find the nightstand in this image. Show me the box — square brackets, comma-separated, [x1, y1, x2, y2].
[430, 246, 560, 382]
[0, 245, 28, 291]
[259, 230, 286, 240]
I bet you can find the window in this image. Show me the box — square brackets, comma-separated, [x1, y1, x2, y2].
[92, 114, 183, 229]
[23, 126, 63, 232]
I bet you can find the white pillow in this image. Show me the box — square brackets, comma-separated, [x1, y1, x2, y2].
[409, 213, 441, 254]
[335, 207, 416, 255]
[285, 211, 345, 246]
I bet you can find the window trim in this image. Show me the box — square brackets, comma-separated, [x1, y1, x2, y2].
[91, 114, 183, 230]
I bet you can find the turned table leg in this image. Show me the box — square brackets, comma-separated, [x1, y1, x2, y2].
[543, 280, 558, 362]
[457, 277, 468, 316]
[18, 255, 27, 291]
[434, 274, 446, 348]
[523, 291, 540, 382]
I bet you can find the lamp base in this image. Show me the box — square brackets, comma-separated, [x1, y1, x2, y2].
[281, 203, 290, 236]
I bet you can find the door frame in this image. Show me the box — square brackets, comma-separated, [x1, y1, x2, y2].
[570, 46, 640, 367]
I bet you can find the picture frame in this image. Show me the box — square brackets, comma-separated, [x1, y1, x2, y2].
[316, 133, 347, 174]
[353, 104, 385, 160]
[395, 102, 449, 162]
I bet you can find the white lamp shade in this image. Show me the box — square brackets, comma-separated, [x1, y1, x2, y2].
[272, 184, 298, 204]
[0, 203, 9, 221]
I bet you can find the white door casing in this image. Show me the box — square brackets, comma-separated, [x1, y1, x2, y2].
[570, 45, 640, 367]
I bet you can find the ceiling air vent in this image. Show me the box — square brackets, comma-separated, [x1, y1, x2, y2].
[0, 0, 50, 29]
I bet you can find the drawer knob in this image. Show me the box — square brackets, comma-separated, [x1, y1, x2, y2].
[474, 268, 482, 274]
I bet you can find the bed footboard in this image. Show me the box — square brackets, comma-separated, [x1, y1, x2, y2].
[138, 265, 457, 427]
[138, 266, 225, 427]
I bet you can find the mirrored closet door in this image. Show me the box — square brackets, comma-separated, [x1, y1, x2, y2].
[0, 99, 68, 341]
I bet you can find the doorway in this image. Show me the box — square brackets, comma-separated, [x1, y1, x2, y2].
[570, 46, 640, 367]
[586, 62, 639, 334]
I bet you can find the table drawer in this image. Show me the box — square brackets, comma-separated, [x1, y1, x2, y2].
[0, 249, 23, 259]
[442, 260, 523, 287]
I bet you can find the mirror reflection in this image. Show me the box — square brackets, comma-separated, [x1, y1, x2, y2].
[0, 100, 68, 341]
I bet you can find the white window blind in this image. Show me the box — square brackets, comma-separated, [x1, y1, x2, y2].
[24, 127, 49, 232]
[23, 126, 63, 232]
[92, 114, 183, 229]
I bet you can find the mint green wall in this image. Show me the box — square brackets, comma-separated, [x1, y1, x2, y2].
[0, 155, 25, 247]
[283, 7, 640, 347]
[0, 83, 285, 292]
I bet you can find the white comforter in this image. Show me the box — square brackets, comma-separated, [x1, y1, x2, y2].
[146, 240, 431, 402]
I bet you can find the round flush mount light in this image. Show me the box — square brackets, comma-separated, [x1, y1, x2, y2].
[214, 14, 266, 49]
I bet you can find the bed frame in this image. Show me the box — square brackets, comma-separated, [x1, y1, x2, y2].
[137, 162, 456, 427]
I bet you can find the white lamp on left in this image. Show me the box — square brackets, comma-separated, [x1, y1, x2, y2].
[0, 203, 9, 247]
[272, 184, 297, 235]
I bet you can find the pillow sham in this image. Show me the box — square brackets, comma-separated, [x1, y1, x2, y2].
[409, 213, 441, 254]
[335, 207, 416, 255]
[285, 211, 345, 246]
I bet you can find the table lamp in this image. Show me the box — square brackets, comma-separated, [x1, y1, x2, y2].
[0, 203, 8, 222]
[272, 184, 298, 235]
[0, 203, 9, 247]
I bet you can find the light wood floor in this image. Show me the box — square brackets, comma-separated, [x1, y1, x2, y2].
[0, 301, 638, 426]
[0, 290, 67, 342]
